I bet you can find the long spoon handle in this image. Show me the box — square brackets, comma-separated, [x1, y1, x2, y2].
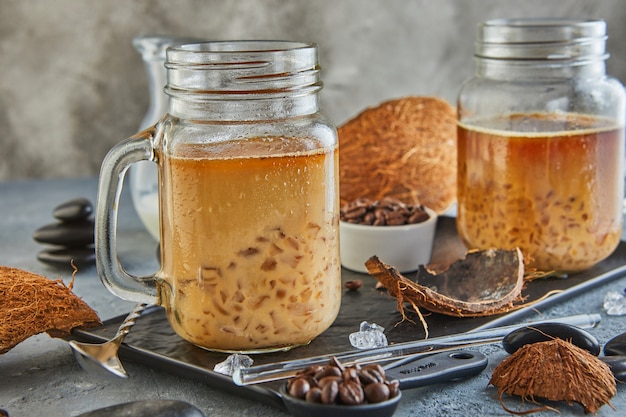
[233, 313, 601, 385]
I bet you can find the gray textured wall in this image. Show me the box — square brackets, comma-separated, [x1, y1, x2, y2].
[1, 0, 625, 180]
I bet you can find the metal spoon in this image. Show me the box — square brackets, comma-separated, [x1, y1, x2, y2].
[69, 303, 147, 378]
[233, 313, 601, 385]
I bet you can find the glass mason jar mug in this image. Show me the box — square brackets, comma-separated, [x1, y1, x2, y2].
[96, 41, 342, 353]
[457, 19, 625, 273]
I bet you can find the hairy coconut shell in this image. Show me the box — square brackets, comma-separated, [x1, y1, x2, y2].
[0, 266, 101, 354]
[490, 339, 616, 414]
[338, 96, 457, 214]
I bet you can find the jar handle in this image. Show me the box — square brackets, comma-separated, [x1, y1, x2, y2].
[95, 125, 160, 304]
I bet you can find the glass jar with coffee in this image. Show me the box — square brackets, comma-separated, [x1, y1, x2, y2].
[96, 41, 341, 353]
[457, 18, 625, 273]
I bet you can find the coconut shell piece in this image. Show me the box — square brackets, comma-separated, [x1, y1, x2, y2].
[338, 96, 457, 214]
[365, 249, 525, 338]
[0, 266, 101, 354]
[490, 339, 616, 414]
[366, 248, 525, 316]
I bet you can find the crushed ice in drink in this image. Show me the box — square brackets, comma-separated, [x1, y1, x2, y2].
[349, 321, 388, 349]
[213, 353, 254, 376]
[603, 290, 626, 316]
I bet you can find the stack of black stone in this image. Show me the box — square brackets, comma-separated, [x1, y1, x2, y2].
[33, 198, 96, 269]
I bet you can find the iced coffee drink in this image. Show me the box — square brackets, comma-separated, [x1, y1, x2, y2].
[457, 113, 624, 272]
[156, 136, 341, 352]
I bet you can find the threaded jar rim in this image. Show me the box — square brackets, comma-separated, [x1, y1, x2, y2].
[164, 40, 321, 96]
[476, 18, 608, 61]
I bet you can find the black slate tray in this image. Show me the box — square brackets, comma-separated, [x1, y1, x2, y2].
[71, 216, 626, 410]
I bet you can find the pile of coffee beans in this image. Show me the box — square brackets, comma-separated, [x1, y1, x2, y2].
[285, 356, 399, 405]
[340, 197, 430, 226]
[33, 198, 95, 268]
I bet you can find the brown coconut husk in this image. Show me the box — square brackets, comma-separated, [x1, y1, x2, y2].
[338, 96, 457, 214]
[490, 339, 616, 415]
[0, 265, 101, 354]
[365, 249, 529, 338]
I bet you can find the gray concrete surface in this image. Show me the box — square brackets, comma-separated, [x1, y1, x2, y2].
[1, 0, 626, 180]
[1, 177, 625, 417]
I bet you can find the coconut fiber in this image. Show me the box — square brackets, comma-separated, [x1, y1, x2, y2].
[0, 266, 101, 354]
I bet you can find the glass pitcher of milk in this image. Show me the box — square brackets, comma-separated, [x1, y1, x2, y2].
[130, 35, 199, 239]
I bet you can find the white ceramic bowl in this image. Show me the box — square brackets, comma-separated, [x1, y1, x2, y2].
[339, 207, 438, 274]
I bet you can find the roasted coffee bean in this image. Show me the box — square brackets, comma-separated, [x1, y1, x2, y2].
[328, 356, 345, 372]
[53, 198, 93, 222]
[408, 209, 430, 224]
[358, 367, 385, 385]
[344, 280, 362, 291]
[338, 380, 365, 405]
[342, 367, 359, 383]
[364, 382, 390, 403]
[321, 379, 339, 404]
[362, 363, 386, 379]
[372, 216, 385, 226]
[386, 379, 400, 398]
[288, 378, 310, 399]
[305, 387, 323, 403]
[342, 206, 367, 221]
[374, 208, 387, 222]
[604, 332, 626, 356]
[358, 370, 378, 386]
[502, 323, 600, 356]
[385, 210, 406, 225]
[317, 375, 341, 389]
[315, 365, 342, 380]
